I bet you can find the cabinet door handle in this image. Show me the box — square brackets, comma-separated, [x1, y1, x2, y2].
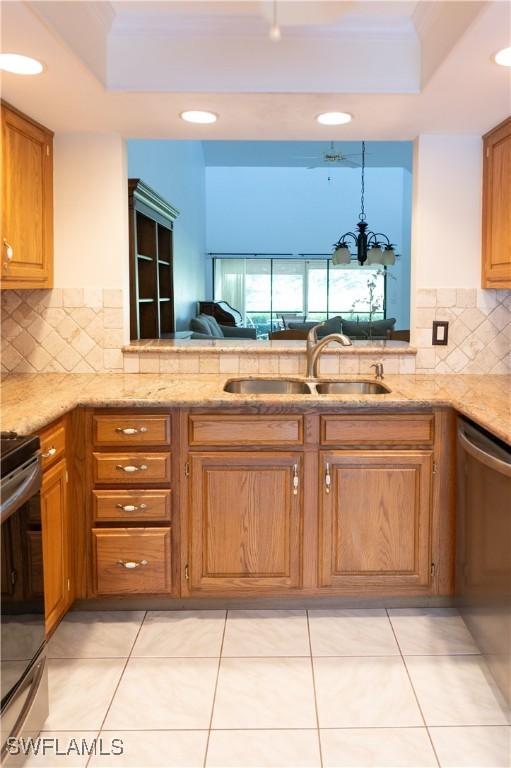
[115, 464, 148, 473]
[325, 462, 331, 494]
[117, 559, 148, 569]
[115, 503, 148, 512]
[3, 239, 13, 262]
[115, 427, 148, 435]
[42, 446, 57, 459]
[292, 464, 299, 496]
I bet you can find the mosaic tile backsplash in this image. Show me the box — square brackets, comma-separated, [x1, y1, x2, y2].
[1, 289, 125, 373]
[1, 287, 510, 374]
[414, 288, 510, 374]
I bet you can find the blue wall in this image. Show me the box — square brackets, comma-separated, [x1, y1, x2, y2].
[205, 165, 411, 328]
[127, 140, 206, 330]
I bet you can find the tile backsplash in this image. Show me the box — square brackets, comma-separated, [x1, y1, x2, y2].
[1, 286, 509, 375]
[122, 349, 417, 376]
[414, 288, 510, 373]
[1, 289, 125, 373]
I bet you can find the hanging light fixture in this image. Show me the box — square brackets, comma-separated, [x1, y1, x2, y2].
[332, 141, 398, 266]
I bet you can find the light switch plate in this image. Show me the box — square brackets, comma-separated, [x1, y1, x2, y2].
[432, 320, 449, 345]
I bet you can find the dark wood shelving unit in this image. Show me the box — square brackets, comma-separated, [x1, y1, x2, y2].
[128, 179, 179, 340]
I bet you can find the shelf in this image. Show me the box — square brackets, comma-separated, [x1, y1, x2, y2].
[129, 178, 177, 340]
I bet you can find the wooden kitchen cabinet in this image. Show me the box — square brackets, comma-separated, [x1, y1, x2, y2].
[482, 117, 511, 288]
[187, 452, 303, 593]
[92, 528, 172, 595]
[319, 450, 433, 592]
[41, 458, 72, 633]
[1, 102, 53, 289]
[81, 407, 449, 600]
[87, 408, 176, 599]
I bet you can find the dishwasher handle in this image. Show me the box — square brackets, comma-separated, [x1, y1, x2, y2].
[458, 428, 511, 478]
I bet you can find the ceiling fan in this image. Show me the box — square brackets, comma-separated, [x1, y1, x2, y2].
[295, 142, 366, 169]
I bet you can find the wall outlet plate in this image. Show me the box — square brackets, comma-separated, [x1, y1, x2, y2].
[432, 320, 449, 345]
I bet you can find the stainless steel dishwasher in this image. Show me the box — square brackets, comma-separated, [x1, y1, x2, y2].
[456, 416, 511, 715]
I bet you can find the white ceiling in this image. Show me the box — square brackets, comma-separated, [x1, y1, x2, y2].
[1, 1, 510, 139]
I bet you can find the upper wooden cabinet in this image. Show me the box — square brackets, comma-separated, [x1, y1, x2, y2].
[1, 102, 54, 289]
[482, 117, 511, 289]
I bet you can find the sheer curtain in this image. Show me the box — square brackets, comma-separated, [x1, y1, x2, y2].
[214, 259, 246, 319]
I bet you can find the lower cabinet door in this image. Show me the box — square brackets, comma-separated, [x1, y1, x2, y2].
[41, 459, 71, 633]
[93, 528, 171, 595]
[188, 452, 303, 593]
[319, 450, 433, 592]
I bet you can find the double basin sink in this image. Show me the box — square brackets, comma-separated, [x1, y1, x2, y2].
[224, 378, 391, 395]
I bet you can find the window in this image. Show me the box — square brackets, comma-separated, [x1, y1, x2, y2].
[213, 256, 385, 338]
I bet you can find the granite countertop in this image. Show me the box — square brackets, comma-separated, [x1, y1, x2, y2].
[1, 373, 511, 444]
[124, 339, 416, 355]
[2, 373, 509, 444]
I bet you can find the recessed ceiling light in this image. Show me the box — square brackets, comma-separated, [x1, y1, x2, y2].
[0, 53, 44, 75]
[316, 112, 353, 126]
[180, 110, 218, 125]
[494, 46, 511, 67]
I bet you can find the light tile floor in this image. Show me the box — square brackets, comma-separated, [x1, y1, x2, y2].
[22, 608, 510, 767]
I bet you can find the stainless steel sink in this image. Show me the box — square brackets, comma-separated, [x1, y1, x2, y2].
[223, 378, 313, 394]
[315, 380, 391, 395]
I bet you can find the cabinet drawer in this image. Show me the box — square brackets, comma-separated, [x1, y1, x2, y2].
[92, 453, 171, 485]
[40, 423, 65, 471]
[93, 489, 171, 523]
[189, 414, 304, 446]
[93, 415, 171, 447]
[320, 414, 434, 446]
[92, 528, 171, 595]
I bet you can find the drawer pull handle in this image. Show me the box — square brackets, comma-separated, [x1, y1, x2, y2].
[116, 464, 148, 473]
[117, 559, 148, 569]
[115, 427, 149, 435]
[42, 446, 57, 459]
[115, 503, 148, 512]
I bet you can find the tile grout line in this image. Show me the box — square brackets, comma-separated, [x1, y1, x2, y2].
[47, 724, 506, 732]
[306, 610, 324, 768]
[385, 608, 442, 768]
[84, 611, 148, 768]
[202, 610, 228, 768]
[44, 652, 483, 661]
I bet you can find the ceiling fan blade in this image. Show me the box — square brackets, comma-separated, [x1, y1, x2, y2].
[341, 152, 374, 158]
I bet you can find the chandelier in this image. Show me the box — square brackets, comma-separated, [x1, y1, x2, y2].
[332, 141, 397, 267]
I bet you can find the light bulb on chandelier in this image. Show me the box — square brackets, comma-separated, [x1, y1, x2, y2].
[269, 1, 281, 41]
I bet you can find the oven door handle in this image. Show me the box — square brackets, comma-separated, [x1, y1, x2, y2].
[458, 428, 511, 478]
[0, 458, 42, 525]
[0, 656, 47, 762]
